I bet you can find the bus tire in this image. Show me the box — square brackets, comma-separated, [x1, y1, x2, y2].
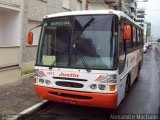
[135, 63, 141, 82]
[125, 75, 130, 95]
[120, 75, 130, 104]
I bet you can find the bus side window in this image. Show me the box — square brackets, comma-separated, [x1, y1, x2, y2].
[139, 30, 143, 46]
[125, 23, 132, 52]
[119, 23, 125, 54]
[133, 27, 137, 47]
[119, 21, 126, 74]
[137, 29, 140, 46]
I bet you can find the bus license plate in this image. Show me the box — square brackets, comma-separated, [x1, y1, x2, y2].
[63, 100, 77, 104]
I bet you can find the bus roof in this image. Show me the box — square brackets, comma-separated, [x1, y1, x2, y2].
[45, 10, 143, 29]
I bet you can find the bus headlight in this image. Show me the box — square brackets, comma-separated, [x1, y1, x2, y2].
[90, 84, 97, 90]
[39, 79, 44, 84]
[98, 84, 106, 90]
[45, 80, 51, 85]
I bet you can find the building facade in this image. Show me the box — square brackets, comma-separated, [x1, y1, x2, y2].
[136, 8, 148, 42]
[136, 8, 151, 43]
[86, 0, 117, 10]
[0, 0, 22, 85]
[145, 22, 151, 42]
[128, 0, 137, 21]
[136, 8, 145, 26]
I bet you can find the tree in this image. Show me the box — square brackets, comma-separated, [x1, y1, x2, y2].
[157, 39, 160, 42]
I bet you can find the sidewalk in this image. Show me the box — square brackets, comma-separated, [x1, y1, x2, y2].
[0, 75, 42, 114]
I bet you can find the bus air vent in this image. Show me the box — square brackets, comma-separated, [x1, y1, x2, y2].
[55, 81, 84, 88]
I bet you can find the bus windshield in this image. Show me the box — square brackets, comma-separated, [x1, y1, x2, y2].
[36, 15, 118, 70]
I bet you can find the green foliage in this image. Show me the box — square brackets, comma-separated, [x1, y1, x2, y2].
[157, 39, 160, 42]
[21, 69, 35, 75]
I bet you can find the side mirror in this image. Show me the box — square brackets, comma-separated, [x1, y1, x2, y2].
[28, 32, 33, 45]
[123, 25, 131, 40]
[27, 24, 42, 45]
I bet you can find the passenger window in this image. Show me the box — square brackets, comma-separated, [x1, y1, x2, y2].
[119, 22, 125, 54]
[137, 29, 140, 46]
[125, 24, 132, 52]
[133, 27, 137, 47]
[139, 30, 143, 46]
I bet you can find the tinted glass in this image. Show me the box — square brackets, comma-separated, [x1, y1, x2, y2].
[37, 15, 118, 70]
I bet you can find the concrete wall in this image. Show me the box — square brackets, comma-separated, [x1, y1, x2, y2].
[88, 3, 110, 10]
[28, 20, 41, 45]
[26, 0, 78, 22]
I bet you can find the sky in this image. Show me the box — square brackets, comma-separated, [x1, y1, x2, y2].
[137, 0, 160, 40]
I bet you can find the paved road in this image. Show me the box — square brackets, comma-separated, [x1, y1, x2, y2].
[0, 76, 41, 114]
[18, 45, 160, 120]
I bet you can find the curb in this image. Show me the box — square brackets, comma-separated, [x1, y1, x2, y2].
[21, 73, 34, 80]
[16, 100, 48, 120]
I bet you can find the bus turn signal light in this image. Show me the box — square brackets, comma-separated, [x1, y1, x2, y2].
[109, 85, 116, 91]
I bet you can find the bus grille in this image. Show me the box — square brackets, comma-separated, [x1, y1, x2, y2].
[55, 81, 84, 88]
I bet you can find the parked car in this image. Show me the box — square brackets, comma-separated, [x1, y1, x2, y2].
[143, 44, 147, 53]
[144, 42, 149, 49]
[148, 42, 152, 48]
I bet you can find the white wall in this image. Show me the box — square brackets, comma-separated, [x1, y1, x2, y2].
[0, 12, 4, 45]
[3, 11, 21, 46]
[0, 10, 21, 47]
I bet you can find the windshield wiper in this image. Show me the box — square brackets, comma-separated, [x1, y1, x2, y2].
[74, 18, 95, 73]
[74, 42, 91, 73]
[79, 54, 91, 73]
[77, 18, 95, 37]
[49, 60, 56, 70]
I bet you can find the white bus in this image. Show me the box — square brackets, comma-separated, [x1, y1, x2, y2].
[28, 10, 144, 109]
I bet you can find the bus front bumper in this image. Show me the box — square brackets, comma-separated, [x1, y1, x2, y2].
[35, 85, 118, 109]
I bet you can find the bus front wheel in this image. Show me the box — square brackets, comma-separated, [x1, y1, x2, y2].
[135, 63, 141, 82]
[125, 75, 130, 94]
[121, 75, 131, 104]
